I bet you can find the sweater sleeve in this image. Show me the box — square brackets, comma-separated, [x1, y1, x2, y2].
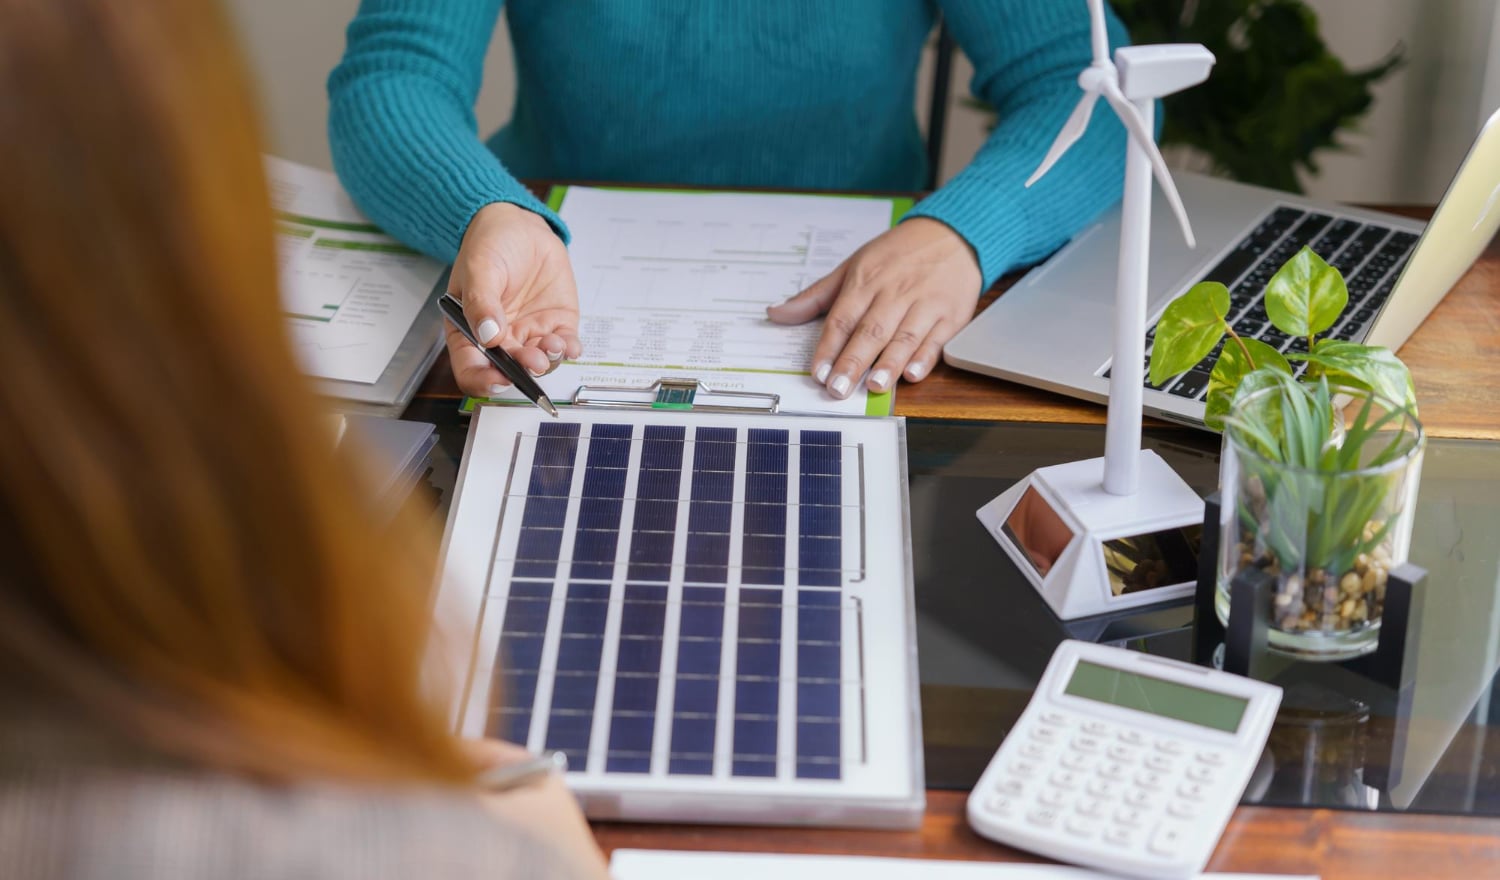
[326, 0, 567, 263]
[907, 0, 1132, 290]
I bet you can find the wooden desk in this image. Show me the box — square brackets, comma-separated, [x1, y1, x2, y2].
[412, 202, 1500, 877]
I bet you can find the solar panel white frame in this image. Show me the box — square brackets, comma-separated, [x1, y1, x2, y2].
[436, 405, 924, 829]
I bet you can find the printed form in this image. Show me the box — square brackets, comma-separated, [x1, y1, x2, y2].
[267, 157, 444, 385]
[515, 186, 907, 415]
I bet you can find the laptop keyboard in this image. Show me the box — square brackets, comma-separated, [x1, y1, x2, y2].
[1103, 205, 1419, 401]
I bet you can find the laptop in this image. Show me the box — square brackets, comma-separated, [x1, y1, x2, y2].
[944, 107, 1500, 430]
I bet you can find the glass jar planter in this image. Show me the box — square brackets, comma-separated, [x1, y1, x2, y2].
[1214, 386, 1425, 661]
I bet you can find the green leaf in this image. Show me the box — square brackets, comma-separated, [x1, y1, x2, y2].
[1300, 339, 1417, 410]
[1148, 282, 1230, 387]
[1204, 341, 1292, 431]
[1264, 247, 1348, 337]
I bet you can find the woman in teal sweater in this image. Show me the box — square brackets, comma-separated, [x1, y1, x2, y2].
[328, 1, 1130, 400]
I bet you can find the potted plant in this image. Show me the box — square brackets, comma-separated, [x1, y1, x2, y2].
[1147, 248, 1423, 659]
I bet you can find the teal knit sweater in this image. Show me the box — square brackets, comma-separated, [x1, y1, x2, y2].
[328, 1, 1131, 289]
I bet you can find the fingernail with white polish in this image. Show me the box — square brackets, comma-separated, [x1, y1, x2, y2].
[870, 369, 891, 391]
[476, 318, 500, 345]
[547, 349, 563, 362]
[814, 362, 832, 383]
[906, 360, 927, 380]
[488, 384, 506, 398]
[831, 375, 851, 397]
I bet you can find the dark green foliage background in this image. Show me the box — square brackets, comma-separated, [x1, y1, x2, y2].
[1111, 0, 1403, 192]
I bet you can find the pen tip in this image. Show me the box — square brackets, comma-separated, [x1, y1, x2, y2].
[540, 397, 560, 418]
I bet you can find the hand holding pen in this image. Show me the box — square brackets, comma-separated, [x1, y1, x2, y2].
[439, 293, 560, 417]
[440, 203, 583, 402]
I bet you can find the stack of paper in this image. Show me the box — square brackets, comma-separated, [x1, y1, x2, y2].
[267, 156, 447, 412]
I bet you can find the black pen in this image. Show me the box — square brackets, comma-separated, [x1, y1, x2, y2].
[438, 293, 559, 417]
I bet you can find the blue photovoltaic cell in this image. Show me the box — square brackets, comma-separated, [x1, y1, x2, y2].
[627, 426, 683, 582]
[684, 428, 735, 583]
[669, 585, 724, 775]
[488, 580, 557, 744]
[733, 588, 781, 777]
[742, 430, 788, 585]
[512, 424, 581, 578]
[569, 424, 632, 580]
[607, 584, 668, 772]
[797, 589, 842, 779]
[545, 583, 610, 765]
[798, 430, 843, 587]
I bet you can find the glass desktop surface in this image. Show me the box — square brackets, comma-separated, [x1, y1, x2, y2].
[907, 419, 1500, 819]
[408, 400, 1500, 820]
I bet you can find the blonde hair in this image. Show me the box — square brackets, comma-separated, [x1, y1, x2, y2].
[0, 0, 473, 783]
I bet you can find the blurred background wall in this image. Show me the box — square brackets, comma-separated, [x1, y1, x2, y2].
[230, 0, 1499, 204]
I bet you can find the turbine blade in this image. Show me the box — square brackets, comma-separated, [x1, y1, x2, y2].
[1100, 79, 1196, 248]
[1025, 91, 1099, 188]
[1087, 0, 1110, 66]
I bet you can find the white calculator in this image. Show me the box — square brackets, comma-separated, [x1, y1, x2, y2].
[967, 641, 1282, 879]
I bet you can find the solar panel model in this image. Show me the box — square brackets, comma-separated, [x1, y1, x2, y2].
[437, 405, 924, 829]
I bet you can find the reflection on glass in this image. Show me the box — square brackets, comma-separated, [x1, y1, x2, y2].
[1102, 526, 1202, 596]
[1002, 485, 1075, 577]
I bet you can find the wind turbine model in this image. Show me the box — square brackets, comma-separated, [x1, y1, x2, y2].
[977, 1, 1216, 620]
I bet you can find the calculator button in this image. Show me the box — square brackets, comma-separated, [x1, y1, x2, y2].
[983, 794, 1016, 816]
[1072, 735, 1103, 752]
[1075, 797, 1106, 817]
[1149, 822, 1191, 857]
[1060, 751, 1098, 772]
[1099, 761, 1130, 781]
[1049, 770, 1081, 790]
[1065, 816, 1100, 839]
[1186, 764, 1219, 784]
[1118, 729, 1147, 746]
[1107, 744, 1139, 763]
[1197, 749, 1227, 766]
[1155, 739, 1186, 756]
[1080, 720, 1110, 736]
[1103, 826, 1137, 848]
[1178, 781, 1208, 801]
[1020, 743, 1050, 761]
[1113, 806, 1146, 827]
[1039, 711, 1070, 727]
[1011, 760, 1040, 778]
[994, 778, 1027, 798]
[1027, 808, 1060, 828]
[1124, 789, 1159, 810]
[1086, 778, 1120, 799]
[1039, 788, 1071, 809]
[1144, 754, 1176, 773]
[1135, 770, 1166, 790]
[1031, 726, 1062, 744]
[1167, 800, 1196, 819]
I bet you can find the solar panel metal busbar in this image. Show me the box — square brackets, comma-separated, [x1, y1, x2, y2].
[435, 404, 924, 829]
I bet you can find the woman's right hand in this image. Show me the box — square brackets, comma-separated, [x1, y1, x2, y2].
[446, 202, 583, 398]
[471, 740, 609, 879]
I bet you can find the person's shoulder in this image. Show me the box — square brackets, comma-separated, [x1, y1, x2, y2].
[0, 765, 579, 880]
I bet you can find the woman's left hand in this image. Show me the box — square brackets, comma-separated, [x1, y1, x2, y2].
[766, 217, 983, 397]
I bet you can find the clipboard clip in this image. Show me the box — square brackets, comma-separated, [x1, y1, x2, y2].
[571, 377, 780, 414]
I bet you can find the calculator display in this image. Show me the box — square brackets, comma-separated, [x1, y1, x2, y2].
[1063, 661, 1248, 733]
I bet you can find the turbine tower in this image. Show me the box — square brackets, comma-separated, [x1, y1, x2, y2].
[1030, 0, 1213, 495]
[976, 2, 1216, 620]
